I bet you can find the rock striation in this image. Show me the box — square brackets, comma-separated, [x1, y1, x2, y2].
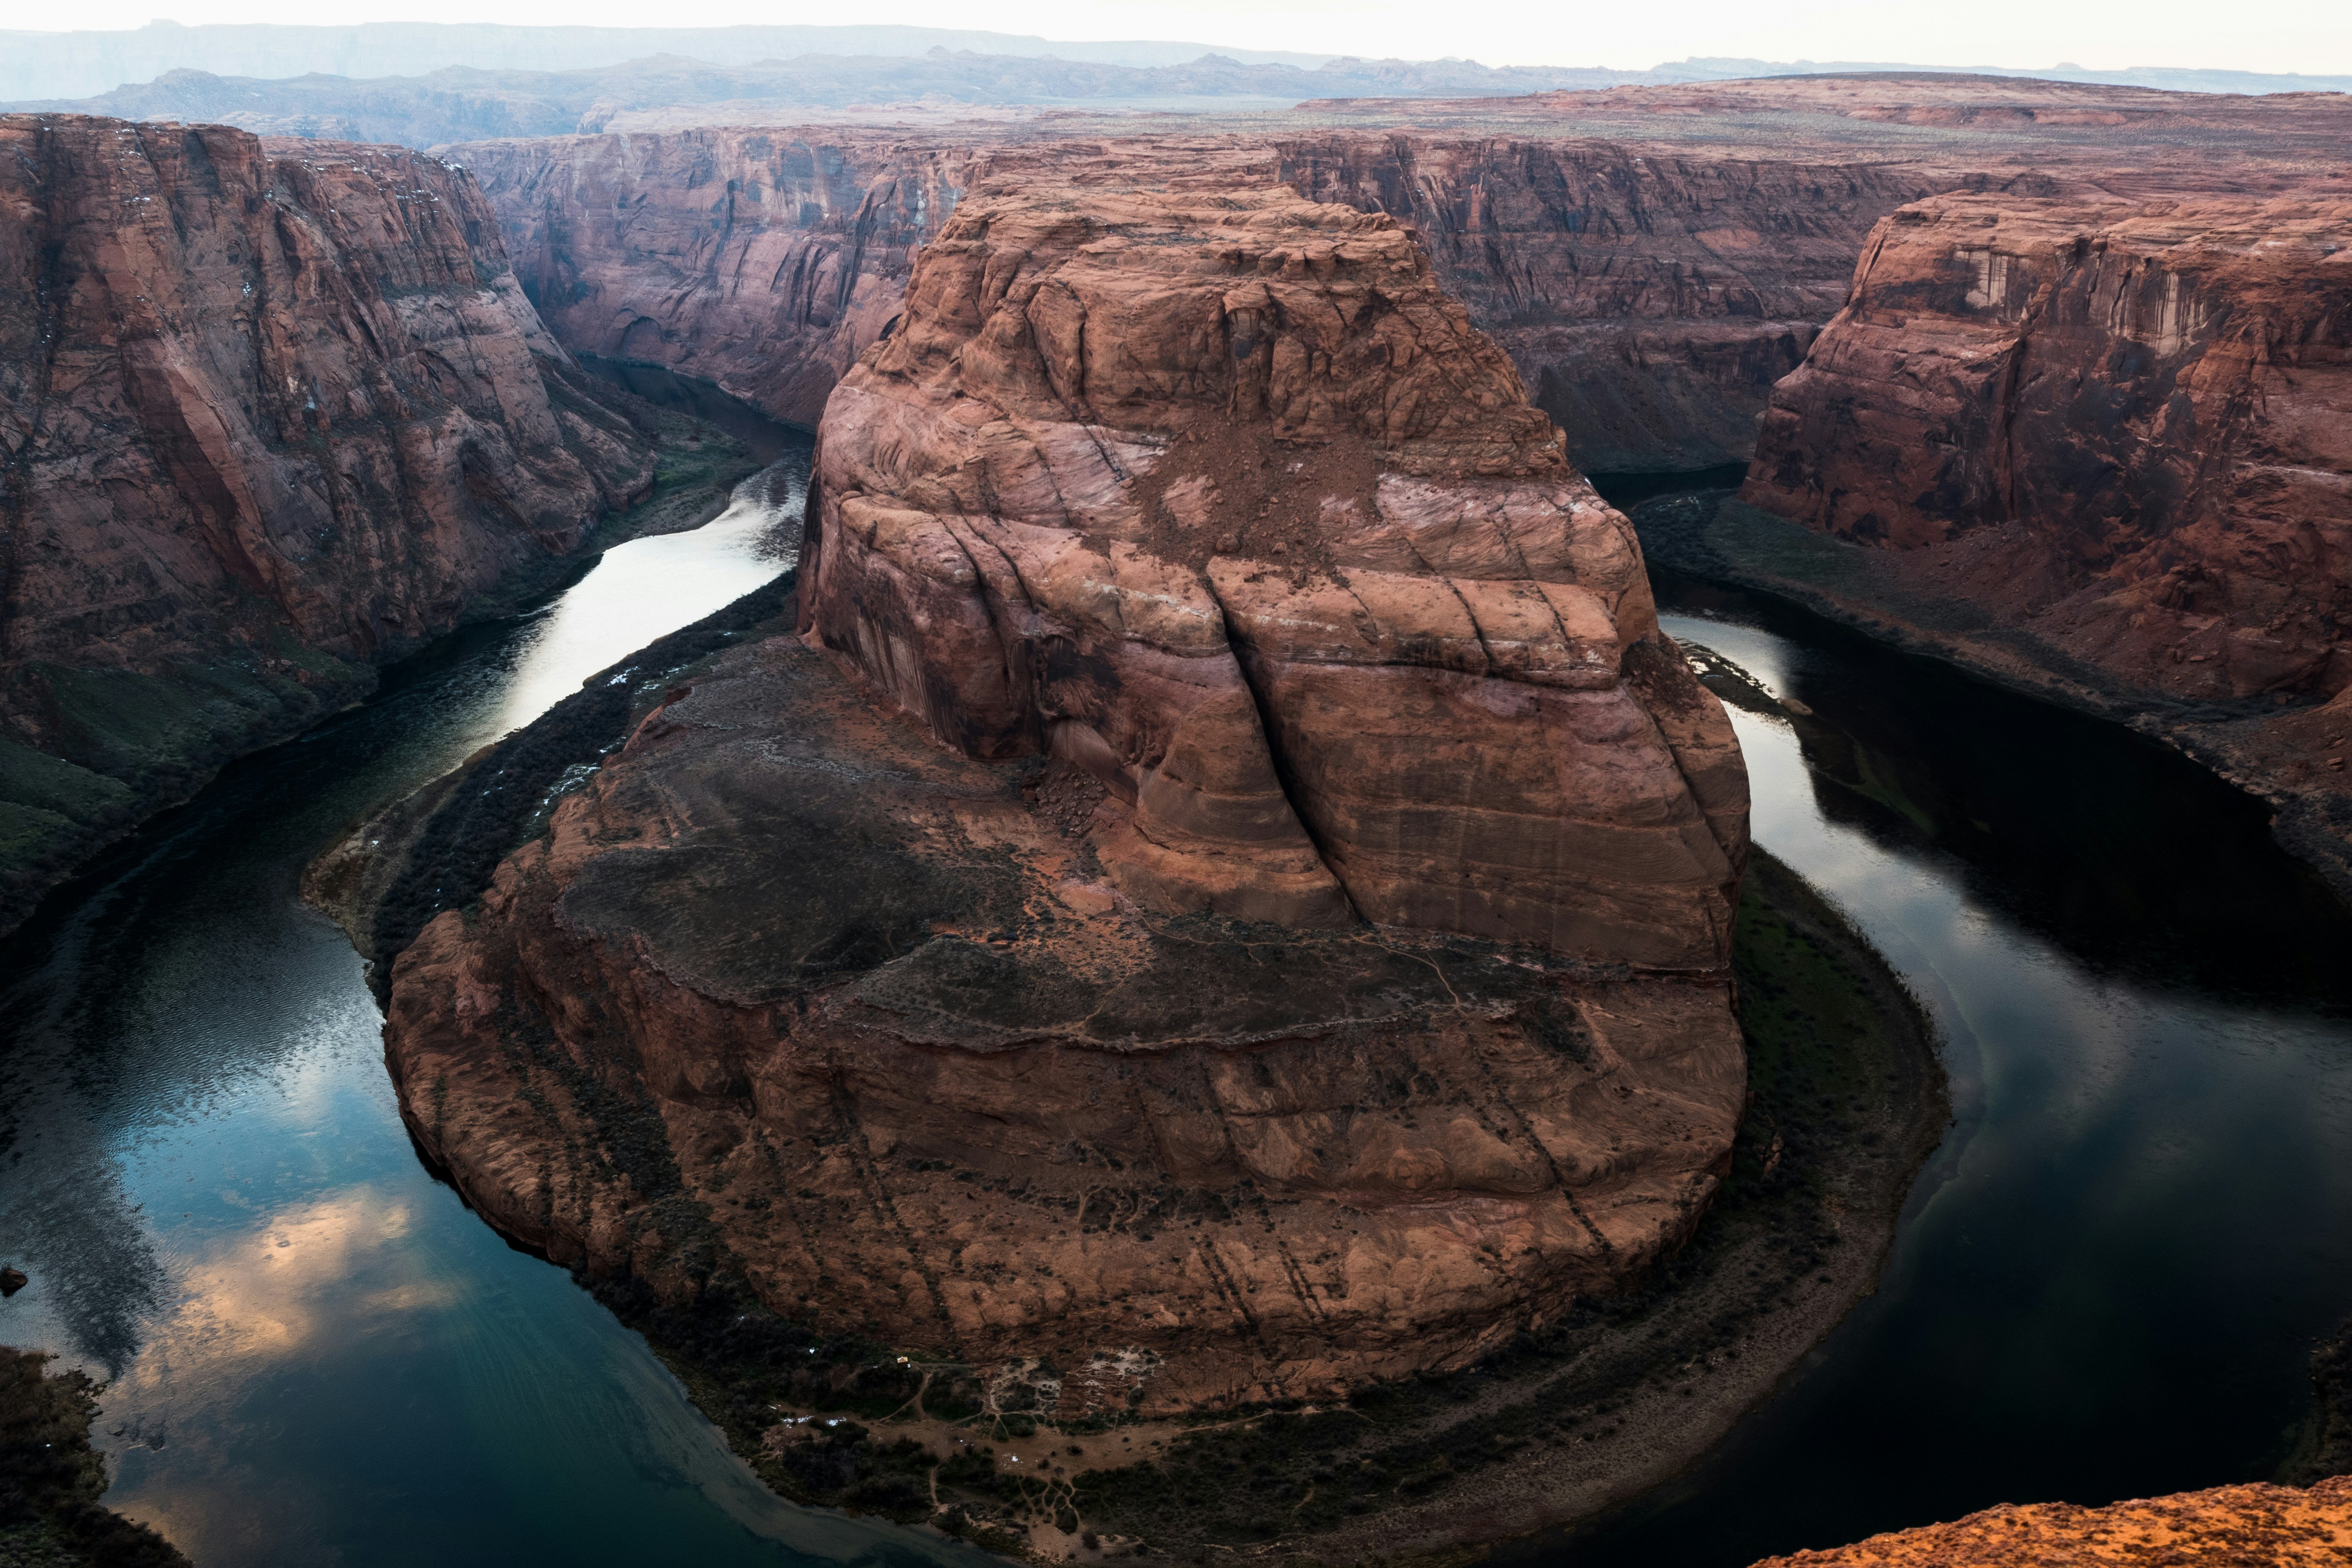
[382, 161, 1750, 1413]
[0, 114, 654, 932]
[1277, 137, 1934, 473]
[1746, 190, 2352, 707]
[804, 160, 1746, 960]
[450, 126, 1933, 471]
[1731, 189, 2352, 892]
[1749, 1474, 2352, 1566]
[458, 127, 986, 429]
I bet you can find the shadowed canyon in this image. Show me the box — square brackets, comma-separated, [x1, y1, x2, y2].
[1, 37, 2349, 1568]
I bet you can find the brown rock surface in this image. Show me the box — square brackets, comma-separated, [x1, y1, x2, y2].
[1277, 137, 1935, 471]
[382, 161, 1750, 1412]
[448, 125, 1931, 471]
[0, 114, 654, 929]
[449, 81, 2348, 489]
[454, 127, 987, 429]
[1746, 190, 2352, 706]
[1750, 1473, 2352, 1566]
[804, 158, 1746, 964]
[1729, 188, 2352, 891]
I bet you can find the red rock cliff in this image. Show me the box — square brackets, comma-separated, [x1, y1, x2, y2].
[1276, 136, 1936, 472]
[0, 115, 654, 929]
[1745, 190, 2352, 708]
[451, 126, 1934, 471]
[450, 127, 983, 429]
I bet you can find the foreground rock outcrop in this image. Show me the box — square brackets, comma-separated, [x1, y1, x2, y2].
[1734, 189, 2352, 891]
[383, 162, 1749, 1413]
[1751, 1473, 2352, 1566]
[0, 115, 656, 931]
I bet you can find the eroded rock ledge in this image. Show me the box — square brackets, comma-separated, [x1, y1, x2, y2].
[383, 165, 1749, 1414]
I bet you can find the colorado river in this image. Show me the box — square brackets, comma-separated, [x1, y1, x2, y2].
[3, 439, 2349, 1565]
[1544, 564, 2352, 1563]
[0, 392, 982, 1568]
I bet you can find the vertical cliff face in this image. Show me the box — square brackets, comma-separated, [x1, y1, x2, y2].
[1276, 136, 1937, 473]
[0, 114, 654, 929]
[1743, 191, 2352, 707]
[451, 128, 983, 429]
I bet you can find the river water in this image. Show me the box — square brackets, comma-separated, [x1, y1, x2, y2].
[3, 438, 2348, 1565]
[1543, 568, 2352, 1563]
[0, 395, 982, 1568]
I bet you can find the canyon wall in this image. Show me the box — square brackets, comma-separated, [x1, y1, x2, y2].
[1745, 189, 2352, 709]
[381, 156, 1751, 1413]
[447, 128, 984, 429]
[0, 114, 654, 931]
[451, 127, 1931, 470]
[1276, 137, 1935, 472]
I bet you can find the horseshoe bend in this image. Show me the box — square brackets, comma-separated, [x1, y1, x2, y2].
[378, 162, 1758, 1415]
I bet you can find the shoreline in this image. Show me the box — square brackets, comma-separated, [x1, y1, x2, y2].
[0, 384, 766, 946]
[1631, 489, 2352, 908]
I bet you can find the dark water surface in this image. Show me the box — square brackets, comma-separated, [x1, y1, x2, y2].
[0, 390, 982, 1568]
[6, 436, 2349, 1566]
[1526, 560, 2352, 1564]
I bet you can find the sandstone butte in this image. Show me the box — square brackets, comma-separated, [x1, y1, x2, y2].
[381, 153, 1753, 1413]
[1738, 188, 2352, 885]
[0, 114, 655, 932]
[1749, 1473, 2352, 1567]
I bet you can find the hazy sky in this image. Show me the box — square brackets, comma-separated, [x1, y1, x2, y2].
[31, 0, 2352, 76]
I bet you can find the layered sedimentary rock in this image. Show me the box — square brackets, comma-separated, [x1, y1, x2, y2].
[453, 128, 984, 428]
[383, 163, 1749, 1412]
[451, 125, 1931, 469]
[1750, 1474, 2352, 1566]
[804, 162, 1746, 958]
[0, 114, 654, 931]
[1277, 137, 1934, 471]
[1745, 190, 2352, 708]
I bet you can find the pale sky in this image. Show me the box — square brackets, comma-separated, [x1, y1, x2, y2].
[15, 0, 2352, 77]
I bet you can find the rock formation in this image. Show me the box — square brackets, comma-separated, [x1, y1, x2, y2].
[450, 127, 1927, 470]
[1749, 1474, 2352, 1566]
[1728, 188, 2352, 893]
[1277, 137, 1933, 472]
[457, 127, 986, 429]
[444, 78, 2348, 482]
[0, 114, 655, 933]
[382, 160, 1749, 1412]
[1746, 190, 2352, 707]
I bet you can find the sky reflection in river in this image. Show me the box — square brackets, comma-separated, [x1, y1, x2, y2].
[0, 439, 986, 1567]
